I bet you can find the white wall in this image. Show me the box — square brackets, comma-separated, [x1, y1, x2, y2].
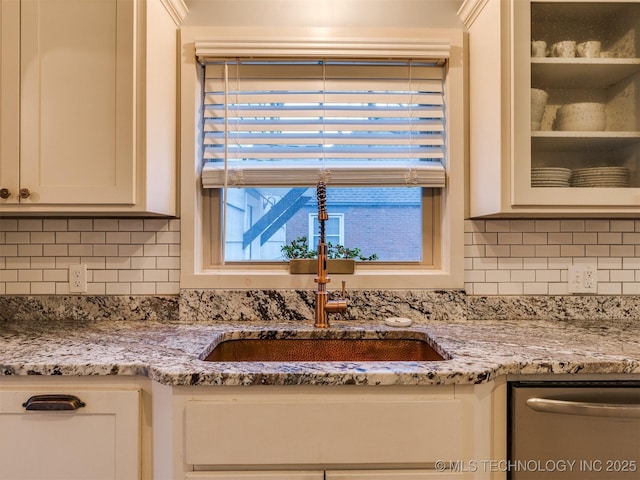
[182, 0, 463, 28]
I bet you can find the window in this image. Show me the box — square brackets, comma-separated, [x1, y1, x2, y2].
[201, 59, 445, 263]
[180, 27, 465, 289]
[309, 212, 344, 251]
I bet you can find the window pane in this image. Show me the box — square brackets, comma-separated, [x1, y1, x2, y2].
[309, 214, 344, 250]
[223, 187, 422, 262]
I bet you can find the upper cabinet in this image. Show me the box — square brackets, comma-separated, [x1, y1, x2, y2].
[459, 0, 640, 217]
[0, 0, 185, 216]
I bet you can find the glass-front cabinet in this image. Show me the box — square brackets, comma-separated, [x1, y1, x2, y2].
[460, 0, 640, 216]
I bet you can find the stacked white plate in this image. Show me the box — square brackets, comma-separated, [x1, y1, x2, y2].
[570, 167, 630, 187]
[531, 167, 572, 187]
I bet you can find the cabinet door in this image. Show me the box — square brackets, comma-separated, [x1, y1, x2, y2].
[0, 388, 139, 480]
[185, 393, 462, 466]
[186, 471, 464, 480]
[185, 472, 324, 480]
[19, 0, 135, 205]
[512, 0, 640, 208]
[327, 471, 463, 479]
[0, 0, 20, 204]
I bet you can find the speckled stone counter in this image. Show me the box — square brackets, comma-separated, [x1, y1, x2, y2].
[1, 313, 638, 386]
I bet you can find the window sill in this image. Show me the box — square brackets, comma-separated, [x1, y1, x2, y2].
[180, 267, 464, 290]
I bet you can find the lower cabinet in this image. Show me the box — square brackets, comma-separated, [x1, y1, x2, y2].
[184, 472, 324, 480]
[185, 470, 462, 480]
[327, 472, 462, 479]
[155, 381, 507, 480]
[0, 383, 140, 480]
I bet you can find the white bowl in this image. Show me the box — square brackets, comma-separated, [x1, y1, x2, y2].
[556, 102, 606, 131]
[556, 102, 605, 118]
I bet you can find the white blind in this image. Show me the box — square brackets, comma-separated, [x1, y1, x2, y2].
[201, 60, 447, 188]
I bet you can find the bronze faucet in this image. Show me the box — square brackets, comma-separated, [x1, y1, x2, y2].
[314, 182, 347, 328]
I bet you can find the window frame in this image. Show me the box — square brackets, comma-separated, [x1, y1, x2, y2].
[179, 26, 465, 290]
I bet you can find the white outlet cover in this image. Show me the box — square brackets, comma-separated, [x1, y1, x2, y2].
[69, 264, 88, 293]
[568, 265, 597, 294]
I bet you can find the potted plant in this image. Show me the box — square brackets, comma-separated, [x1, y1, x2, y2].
[282, 236, 378, 274]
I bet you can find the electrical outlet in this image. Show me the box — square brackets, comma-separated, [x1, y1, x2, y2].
[568, 264, 597, 294]
[69, 264, 87, 293]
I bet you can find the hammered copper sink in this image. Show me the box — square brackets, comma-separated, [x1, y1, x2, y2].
[202, 336, 448, 362]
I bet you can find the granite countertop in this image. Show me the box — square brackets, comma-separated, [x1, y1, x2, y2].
[1, 315, 639, 386]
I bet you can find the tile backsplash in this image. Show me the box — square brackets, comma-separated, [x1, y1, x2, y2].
[0, 218, 180, 295]
[2, 217, 640, 296]
[465, 219, 640, 295]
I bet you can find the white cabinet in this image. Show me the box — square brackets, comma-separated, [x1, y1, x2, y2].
[460, 0, 640, 217]
[184, 472, 324, 480]
[183, 390, 464, 466]
[327, 471, 462, 479]
[19, 0, 134, 207]
[0, 0, 19, 202]
[0, 0, 178, 215]
[154, 382, 506, 480]
[186, 470, 462, 480]
[0, 384, 140, 480]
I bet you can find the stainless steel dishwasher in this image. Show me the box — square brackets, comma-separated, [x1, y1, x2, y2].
[508, 381, 640, 480]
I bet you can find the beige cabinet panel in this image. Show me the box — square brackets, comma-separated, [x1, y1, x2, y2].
[185, 472, 324, 480]
[186, 470, 463, 480]
[185, 393, 463, 466]
[156, 382, 505, 480]
[0, 0, 20, 203]
[327, 470, 463, 479]
[0, 388, 140, 480]
[19, 0, 135, 205]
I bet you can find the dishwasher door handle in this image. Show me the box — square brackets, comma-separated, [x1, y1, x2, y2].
[526, 397, 640, 418]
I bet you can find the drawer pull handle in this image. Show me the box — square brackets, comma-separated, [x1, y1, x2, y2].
[526, 397, 640, 418]
[22, 394, 86, 411]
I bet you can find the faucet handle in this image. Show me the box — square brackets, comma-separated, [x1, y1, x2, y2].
[341, 280, 347, 299]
